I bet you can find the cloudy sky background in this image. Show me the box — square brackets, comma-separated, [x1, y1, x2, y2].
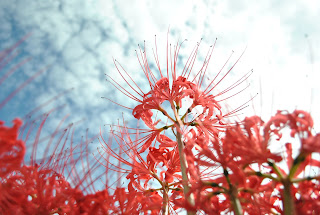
[0, 0, 319, 190]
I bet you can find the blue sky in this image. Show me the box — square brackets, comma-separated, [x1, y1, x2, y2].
[1, 0, 319, 129]
[1, 0, 320, 191]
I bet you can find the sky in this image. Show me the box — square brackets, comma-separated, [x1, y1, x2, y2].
[0, 0, 320, 190]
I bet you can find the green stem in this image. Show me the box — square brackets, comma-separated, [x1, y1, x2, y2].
[288, 153, 306, 179]
[268, 160, 284, 180]
[176, 131, 195, 215]
[224, 169, 243, 215]
[250, 171, 280, 181]
[230, 189, 243, 215]
[172, 104, 195, 215]
[283, 179, 296, 215]
[150, 172, 170, 214]
[282, 153, 306, 215]
[162, 184, 169, 215]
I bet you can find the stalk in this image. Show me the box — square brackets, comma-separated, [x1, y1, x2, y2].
[152, 173, 170, 215]
[173, 105, 196, 215]
[282, 179, 296, 215]
[282, 153, 303, 215]
[176, 131, 196, 215]
[230, 188, 243, 215]
[162, 185, 169, 215]
[225, 169, 243, 215]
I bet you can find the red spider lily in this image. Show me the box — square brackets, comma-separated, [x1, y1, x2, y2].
[105, 33, 255, 215]
[110, 188, 163, 214]
[0, 38, 110, 214]
[0, 164, 80, 214]
[99, 125, 158, 190]
[224, 115, 283, 165]
[108, 33, 250, 133]
[0, 38, 77, 214]
[147, 146, 182, 183]
[99, 117, 213, 214]
[295, 180, 320, 214]
[74, 189, 111, 214]
[0, 118, 25, 177]
[179, 110, 320, 214]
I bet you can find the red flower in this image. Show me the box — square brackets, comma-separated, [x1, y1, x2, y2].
[0, 118, 25, 177]
[109, 35, 248, 137]
[295, 180, 320, 214]
[75, 189, 112, 214]
[224, 115, 283, 165]
[111, 188, 162, 214]
[0, 165, 79, 214]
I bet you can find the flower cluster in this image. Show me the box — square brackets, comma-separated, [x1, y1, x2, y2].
[1, 36, 319, 214]
[103, 36, 320, 214]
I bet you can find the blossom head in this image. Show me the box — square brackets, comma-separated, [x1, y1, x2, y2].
[108, 34, 250, 154]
